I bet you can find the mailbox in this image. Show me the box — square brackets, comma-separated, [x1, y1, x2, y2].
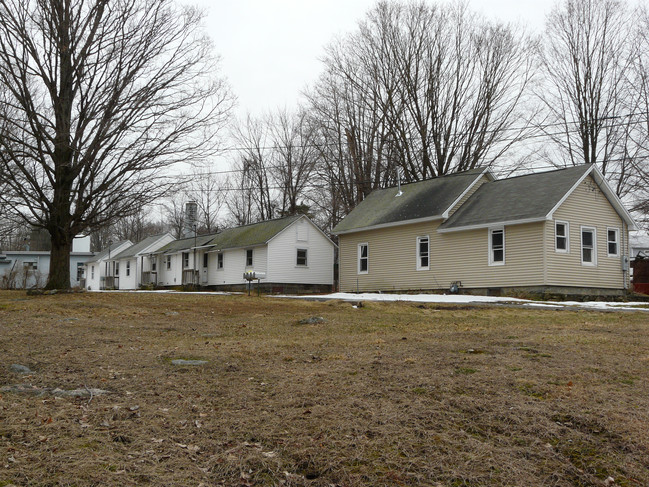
[243, 271, 266, 281]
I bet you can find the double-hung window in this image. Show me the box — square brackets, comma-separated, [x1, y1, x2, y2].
[91, 265, 95, 279]
[126, 261, 130, 276]
[489, 228, 505, 265]
[581, 227, 597, 265]
[246, 249, 253, 267]
[203, 253, 209, 268]
[417, 236, 429, 270]
[217, 253, 224, 270]
[555, 221, 569, 252]
[358, 243, 369, 274]
[182, 252, 190, 268]
[166, 255, 172, 270]
[607, 228, 619, 257]
[296, 249, 308, 266]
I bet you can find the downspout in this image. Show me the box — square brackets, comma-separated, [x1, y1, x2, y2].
[543, 221, 547, 287]
[622, 221, 628, 291]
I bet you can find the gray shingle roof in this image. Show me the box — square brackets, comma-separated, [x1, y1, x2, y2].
[112, 234, 170, 260]
[332, 168, 487, 234]
[439, 165, 592, 231]
[207, 215, 301, 250]
[155, 233, 220, 254]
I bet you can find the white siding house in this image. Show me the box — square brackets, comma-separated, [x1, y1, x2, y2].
[106, 233, 174, 290]
[153, 233, 220, 287]
[143, 216, 335, 292]
[201, 215, 335, 291]
[83, 240, 132, 291]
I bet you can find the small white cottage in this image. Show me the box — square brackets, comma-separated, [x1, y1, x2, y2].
[151, 215, 335, 292]
[83, 240, 132, 290]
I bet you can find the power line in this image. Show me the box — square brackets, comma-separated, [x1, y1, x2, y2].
[183, 111, 649, 180]
[212, 110, 649, 155]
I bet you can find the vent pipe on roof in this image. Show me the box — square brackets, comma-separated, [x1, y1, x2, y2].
[396, 172, 403, 197]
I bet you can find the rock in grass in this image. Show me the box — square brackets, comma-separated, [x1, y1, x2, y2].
[9, 364, 33, 374]
[0, 384, 109, 397]
[171, 359, 207, 366]
[298, 316, 326, 325]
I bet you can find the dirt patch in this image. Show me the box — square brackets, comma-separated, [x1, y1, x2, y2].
[0, 291, 647, 486]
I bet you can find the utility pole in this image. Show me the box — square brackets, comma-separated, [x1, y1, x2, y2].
[193, 223, 197, 287]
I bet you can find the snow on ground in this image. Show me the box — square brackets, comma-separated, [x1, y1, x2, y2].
[280, 292, 649, 312]
[90, 289, 649, 312]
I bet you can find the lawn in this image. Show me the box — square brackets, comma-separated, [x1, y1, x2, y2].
[0, 291, 647, 486]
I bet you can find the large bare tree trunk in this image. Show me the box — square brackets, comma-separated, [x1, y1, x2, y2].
[48, 237, 72, 290]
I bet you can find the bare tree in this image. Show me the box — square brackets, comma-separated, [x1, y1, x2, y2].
[0, 0, 233, 289]
[625, 5, 649, 219]
[162, 194, 190, 240]
[538, 0, 642, 198]
[268, 108, 319, 216]
[186, 169, 226, 233]
[305, 1, 536, 228]
[228, 114, 275, 222]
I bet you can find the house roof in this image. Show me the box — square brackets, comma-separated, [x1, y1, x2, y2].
[438, 164, 636, 231]
[332, 168, 489, 235]
[111, 234, 170, 260]
[439, 165, 592, 231]
[207, 215, 302, 250]
[155, 233, 220, 254]
[86, 240, 131, 263]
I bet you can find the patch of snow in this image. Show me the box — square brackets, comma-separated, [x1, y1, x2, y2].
[276, 292, 649, 312]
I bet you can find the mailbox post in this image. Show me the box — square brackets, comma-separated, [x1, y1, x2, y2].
[243, 270, 266, 296]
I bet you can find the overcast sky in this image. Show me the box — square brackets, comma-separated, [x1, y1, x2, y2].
[190, 0, 555, 117]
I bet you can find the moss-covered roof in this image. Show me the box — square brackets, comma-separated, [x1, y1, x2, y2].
[207, 215, 301, 250]
[332, 169, 487, 234]
[439, 165, 592, 230]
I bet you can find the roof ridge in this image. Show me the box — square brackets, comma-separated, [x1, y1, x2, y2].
[374, 167, 486, 192]
[219, 214, 301, 232]
[493, 164, 590, 183]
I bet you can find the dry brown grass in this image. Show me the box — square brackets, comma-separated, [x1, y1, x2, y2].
[0, 291, 648, 486]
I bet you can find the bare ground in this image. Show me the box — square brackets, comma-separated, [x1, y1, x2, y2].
[0, 291, 647, 486]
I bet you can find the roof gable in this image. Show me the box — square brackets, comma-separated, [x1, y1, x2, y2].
[86, 240, 132, 263]
[332, 168, 489, 234]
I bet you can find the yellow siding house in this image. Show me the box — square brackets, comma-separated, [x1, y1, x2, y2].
[333, 165, 636, 296]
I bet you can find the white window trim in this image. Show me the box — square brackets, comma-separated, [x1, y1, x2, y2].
[606, 227, 620, 257]
[245, 249, 253, 267]
[581, 226, 597, 266]
[296, 248, 308, 267]
[416, 235, 430, 271]
[217, 253, 224, 270]
[358, 243, 369, 275]
[166, 255, 172, 270]
[488, 227, 505, 266]
[126, 261, 131, 276]
[555, 220, 570, 253]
